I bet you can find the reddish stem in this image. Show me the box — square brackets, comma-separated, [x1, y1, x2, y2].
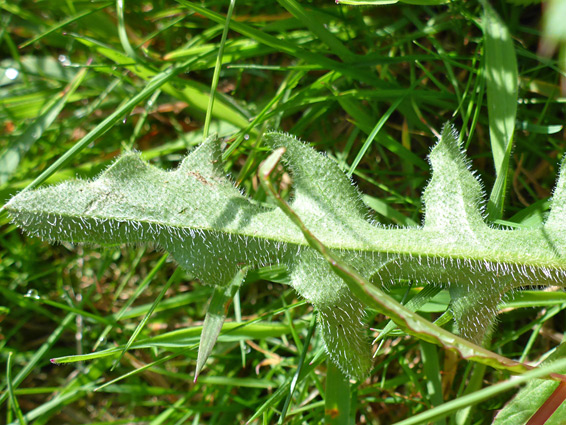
[526, 381, 566, 425]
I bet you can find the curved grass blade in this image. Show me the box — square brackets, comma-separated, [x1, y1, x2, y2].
[116, 0, 139, 61]
[6, 352, 27, 425]
[51, 320, 307, 364]
[347, 95, 406, 178]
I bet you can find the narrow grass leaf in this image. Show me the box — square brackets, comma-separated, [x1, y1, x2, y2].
[195, 266, 247, 380]
[279, 314, 317, 424]
[52, 347, 123, 364]
[196, 376, 275, 388]
[203, 0, 236, 139]
[94, 252, 168, 351]
[6, 352, 27, 425]
[114, 260, 178, 369]
[419, 340, 445, 424]
[482, 1, 518, 220]
[233, 290, 246, 368]
[51, 320, 307, 364]
[454, 363, 487, 425]
[348, 95, 406, 177]
[502, 290, 566, 309]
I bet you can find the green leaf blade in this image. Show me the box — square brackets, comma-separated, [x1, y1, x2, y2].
[482, 1, 519, 220]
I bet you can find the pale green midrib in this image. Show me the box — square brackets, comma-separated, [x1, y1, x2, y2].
[9, 205, 566, 273]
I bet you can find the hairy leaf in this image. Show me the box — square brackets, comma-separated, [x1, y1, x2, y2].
[5, 124, 566, 379]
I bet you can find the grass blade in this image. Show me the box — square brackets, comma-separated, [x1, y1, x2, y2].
[482, 0, 518, 220]
[113, 257, 178, 369]
[6, 352, 27, 425]
[203, 0, 236, 139]
[347, 95, 406, 177]
[278, 314, 317, 424]
[116, 0, 139, 60]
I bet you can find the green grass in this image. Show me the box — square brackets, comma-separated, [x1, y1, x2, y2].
[1, 1, 566, 424]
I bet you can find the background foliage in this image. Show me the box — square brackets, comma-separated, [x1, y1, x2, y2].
[1, 0, 565, 424]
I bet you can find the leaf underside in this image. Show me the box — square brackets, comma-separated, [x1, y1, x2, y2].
[6, 124, 566, 379]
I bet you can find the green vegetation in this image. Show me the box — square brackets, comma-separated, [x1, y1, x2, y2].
[1, 1, 566, 424]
